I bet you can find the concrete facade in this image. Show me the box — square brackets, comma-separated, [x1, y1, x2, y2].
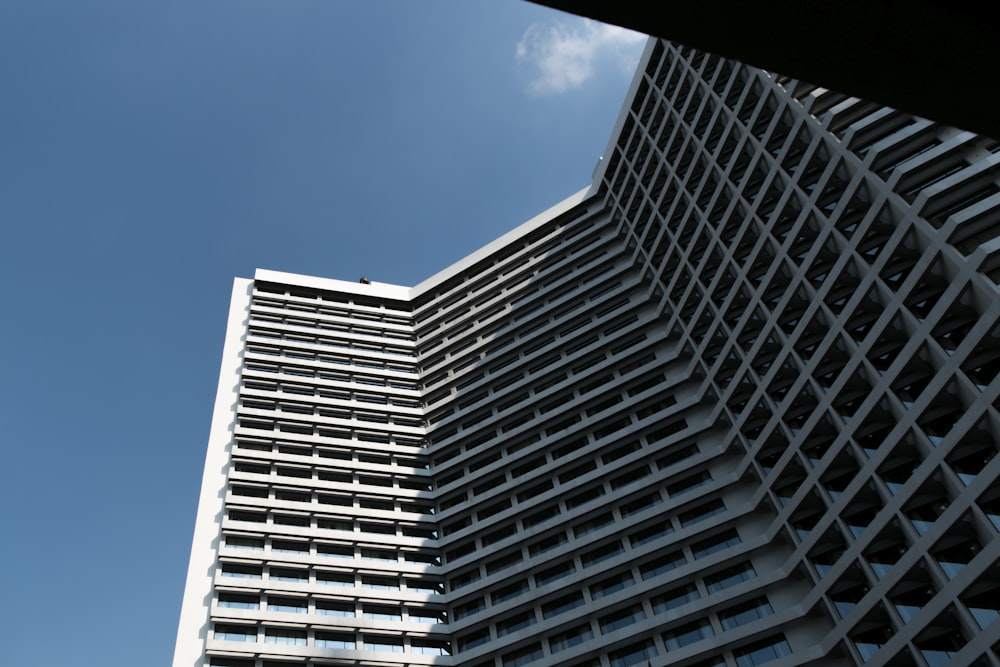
[174, 40, 1000, 667]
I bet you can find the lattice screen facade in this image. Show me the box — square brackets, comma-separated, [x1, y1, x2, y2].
[174, 39, 1000, 667]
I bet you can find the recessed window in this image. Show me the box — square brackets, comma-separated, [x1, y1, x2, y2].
[549, 624, 595, 653]
[652, 585, 700, 614]
[496, 610, 536, 636]
[599, 605, 646, 634]
[214, 624, 256, 642]
[640, 551, 685, 579]
[591, 571, 635, 600]
[221, 564, 262, 580]
[541, 591, 585, 618]
[705, 562, 756, 592]
[502, 642, 544, 667]
[581, 540, 625, 567]
[315, 631, 355, 649]
[609, 640, 658, 667]
[218, 593, 258, 610]
[263, 628, 306, 645]
[316, 600, 354, 616]
[267, 597, 306, 613]
[363, 605, 402, 621]
[720, 597, 773, 630]
[692, 529, 741, 558]
[734, 636, 792, 667]
[663, 619, 714, 649]
[363, 635, 404, 652]
[225, 536, 264, 550]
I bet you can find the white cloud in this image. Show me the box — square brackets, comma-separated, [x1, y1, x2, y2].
[516, 18, 645, 95]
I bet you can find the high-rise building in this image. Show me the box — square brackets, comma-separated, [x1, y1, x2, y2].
[173, 39, 1000, 667]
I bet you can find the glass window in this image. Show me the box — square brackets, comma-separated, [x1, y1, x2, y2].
[591, 572, 635, 600]
[734, 636, 792, 667]
[503, 643, 544, 667]
[264, 629, 306, 645]
[705, 562, 756, 592]
[218, 593, 258, 610]
[497, 611, 536, 637]
[225, 536, 264, 550]
[411, 639, 452, 655]
[363, 636, 404, 652]
[542, 592, 586, 618]
[214, 625, 256, 642]
[600, 605, 647, 634]
[457, 628, 490, 652]
[269, 567, 308, 582]
[316, 600, 353, 616]
[720, 597, 773, 630]
[221, 564, 262, 579]
[314, 632, 354, 649]
[267, 597, 306, 613]
[651, 585, 700, 614]
[692, 529, 741, 558]
[581, 540, 625, 567]
[663, 619, 714, 650]
[609, 640, 658, 667]
[549, 624, 595, 653]
[363, 606, 402, 621]
[640, 551, 686, 579]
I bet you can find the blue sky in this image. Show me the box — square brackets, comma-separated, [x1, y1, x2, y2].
[0, 2, 643, 664]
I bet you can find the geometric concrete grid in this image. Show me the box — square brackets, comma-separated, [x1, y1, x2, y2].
[173, 39, 1000, 667]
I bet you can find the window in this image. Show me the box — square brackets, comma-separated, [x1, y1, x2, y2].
[267, 597, 306, 613]
[640, 551, 685, 579]
[720, 597, 773, 630]
[457, 628, 491, 651]
[581, 540, 625, 567]
[493, 579, 530, 605]
[497, 611, 536, 636]
[316, 600, 353, 616]
[221, 564, 262, 580]
[734, 636, 792, 667]
[225, 536, 264, 550]
[264, 628, 306, 645]
[528, 532, 567, 556]
[363, 605, 402, 621]
[591, 572, 635, 600]
[315, 570, 353, 586]
[663, 619, 714, 650]
[679, 500, 726, 527]
[692, 529, 741, 558]
[363, 636, 403, 652]
[454, 597, 485, 620]
[271, 539, 309, 554]
[361, 575, 399, 590]
[542, 592, 586, 618]
[360, 547, 396, 562]
[600, 605, 647, 634]
[218, 593, 258, 610]
[270, 567, 308, 582]
[652, 586, 700, 614]
[574, 512, 614, 537]
[315, 631, 354, 649]
[408, 609, 446, 624]
[411, 639, 452, 655]
[609, 640, 658, 667]
[486, 551, 524, 575]
[630, 521, 673, 546]
[214, 625, 256, 642]
[705, 562, 756, 592]
[502, 643, 544, 667]
[549, 624, 595, 653]
[535, 560, 576, 586]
